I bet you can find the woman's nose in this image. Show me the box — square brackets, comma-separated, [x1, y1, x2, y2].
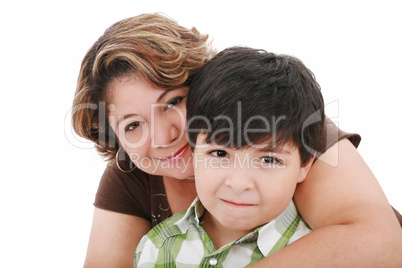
[151, 115, 181, 148]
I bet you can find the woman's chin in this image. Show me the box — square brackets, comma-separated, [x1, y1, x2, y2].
[164, 168, 195, 180]
[141, 165, 194, 180]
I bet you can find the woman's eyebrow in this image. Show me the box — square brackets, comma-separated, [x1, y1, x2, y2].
[115, 91, 169, 128]
[157, 90, 170, 102]
[115, 88, 185, 128]
[157, 87, 183, 102]
[117, 113, 138, 128]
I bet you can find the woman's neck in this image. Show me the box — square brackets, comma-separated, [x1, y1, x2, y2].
[163, 176, 197, 214]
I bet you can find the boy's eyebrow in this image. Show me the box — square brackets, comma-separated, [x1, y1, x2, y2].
[257, 146, 292, 155]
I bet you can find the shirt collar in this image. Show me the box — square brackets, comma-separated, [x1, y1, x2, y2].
[174, 197, 300, 256]
[175, 197, 205, 233]
[257, 200, 300, 256]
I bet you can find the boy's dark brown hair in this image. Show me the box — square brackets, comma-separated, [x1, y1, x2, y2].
[187, 46, 325, 165]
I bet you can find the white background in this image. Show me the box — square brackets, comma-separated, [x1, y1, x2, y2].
[1, 1, 401, 267]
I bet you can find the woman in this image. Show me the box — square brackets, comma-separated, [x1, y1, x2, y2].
[72, 13, 402, 267]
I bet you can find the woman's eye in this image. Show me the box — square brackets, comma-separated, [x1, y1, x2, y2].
[164, 96, 185, 110]
[125, 121, 143, 132]
[210, 150, 228, 158]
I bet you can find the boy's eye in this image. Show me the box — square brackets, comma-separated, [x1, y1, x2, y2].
[261, 156, 281, 164]
[164, 96, 185, 110]
[125, 121, 143, 132]
[210, 150, 228, 158]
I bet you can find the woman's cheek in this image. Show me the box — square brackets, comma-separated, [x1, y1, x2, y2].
[123, 126, 150, 150]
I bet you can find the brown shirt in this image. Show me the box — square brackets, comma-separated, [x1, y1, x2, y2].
[94, 118, 361, 227]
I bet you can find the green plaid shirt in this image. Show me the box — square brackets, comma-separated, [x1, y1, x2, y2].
[135, 198, 311, 268]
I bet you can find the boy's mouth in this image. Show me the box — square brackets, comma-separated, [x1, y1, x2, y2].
[221, 199, 255, 207]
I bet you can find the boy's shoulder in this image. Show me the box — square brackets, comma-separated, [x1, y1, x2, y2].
[139, 198, 205, 250]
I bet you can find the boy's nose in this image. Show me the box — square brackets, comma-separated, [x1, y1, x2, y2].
[225, 168, 255, 194]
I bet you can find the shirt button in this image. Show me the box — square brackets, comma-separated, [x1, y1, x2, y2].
[209, 257, 218, 266]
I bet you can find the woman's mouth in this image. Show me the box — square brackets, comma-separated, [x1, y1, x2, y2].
[157, 144, 190, 163]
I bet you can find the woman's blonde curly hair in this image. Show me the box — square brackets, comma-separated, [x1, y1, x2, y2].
[72, 13, 215, 163]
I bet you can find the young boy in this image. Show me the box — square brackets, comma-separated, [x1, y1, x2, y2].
[135, 46, 325, 267]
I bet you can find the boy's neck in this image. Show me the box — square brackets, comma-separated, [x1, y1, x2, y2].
[201, 210, 253, 249]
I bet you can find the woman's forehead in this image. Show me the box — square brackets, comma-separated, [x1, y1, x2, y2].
[107, 75, 165, 103]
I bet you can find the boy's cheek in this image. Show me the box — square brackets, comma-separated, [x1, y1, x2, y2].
[192, 152, 205, 171]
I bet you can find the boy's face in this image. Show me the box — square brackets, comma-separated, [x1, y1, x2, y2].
[193, 133, 312, 234]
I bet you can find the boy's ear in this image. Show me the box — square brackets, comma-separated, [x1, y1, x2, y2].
[297, 153, 315, 183]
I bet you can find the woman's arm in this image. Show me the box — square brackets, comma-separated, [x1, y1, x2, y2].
[249, 139, 402, 267]
[84, 208, 151, 268]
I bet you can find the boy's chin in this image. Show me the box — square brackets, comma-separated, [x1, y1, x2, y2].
[217, 216, 261, 233]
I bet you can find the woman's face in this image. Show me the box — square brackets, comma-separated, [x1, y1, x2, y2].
[108, 75, 194, 179]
